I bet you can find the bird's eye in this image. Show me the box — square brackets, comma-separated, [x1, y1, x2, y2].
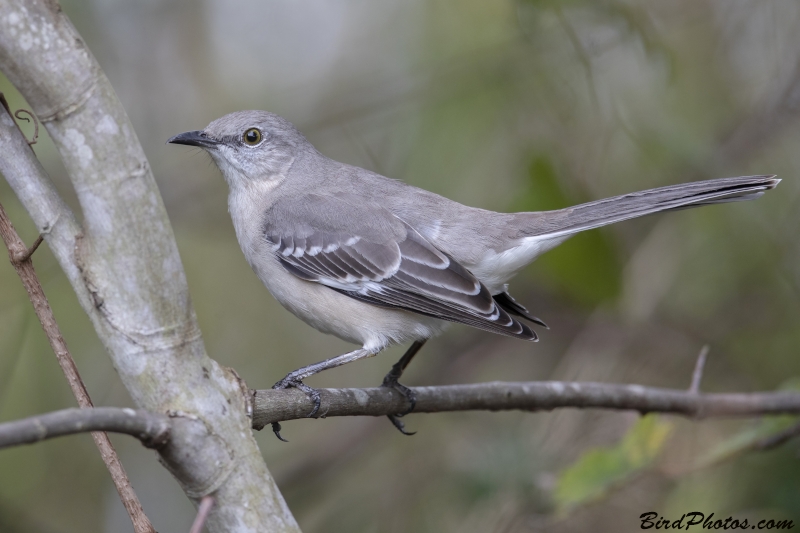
[243, 128, 262, 145]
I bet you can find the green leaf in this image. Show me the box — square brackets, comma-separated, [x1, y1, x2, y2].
[554, 414, 673, 514]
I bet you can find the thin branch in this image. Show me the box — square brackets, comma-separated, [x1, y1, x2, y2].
[4, 380, 800, 450]
[0, 199, 157, 533]
[0, 96, 87, 305]
[689, 345, 709, 394]
[11, 233, 43, 264]
[190, 496, 216, 533]
[679, 417, 800, 477]
[251, 382, 800, 429]
[0, 407, 170, 450]
[751, 419, 800, 451]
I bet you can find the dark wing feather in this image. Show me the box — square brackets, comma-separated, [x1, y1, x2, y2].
[265, 200, 536, 341]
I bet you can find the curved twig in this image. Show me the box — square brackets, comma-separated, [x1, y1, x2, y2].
[0, 407, 170, 450]
[13, 108, 39, 145]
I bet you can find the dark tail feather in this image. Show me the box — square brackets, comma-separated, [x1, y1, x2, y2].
[494, 292, 548, 329]
[521, 175, 779, 238]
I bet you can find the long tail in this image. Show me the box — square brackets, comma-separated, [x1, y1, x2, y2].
[520, 175, 779, 238]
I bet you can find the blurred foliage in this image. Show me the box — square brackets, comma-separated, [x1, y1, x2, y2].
[695, 414, 800, 471]
[0, 0, 799, 532]
[555, 414, 672, 514]
[694, 378, 800, 471]
[514, 155, 621, 306]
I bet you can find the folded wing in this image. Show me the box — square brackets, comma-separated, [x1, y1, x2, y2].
[264, 195, 537, 340]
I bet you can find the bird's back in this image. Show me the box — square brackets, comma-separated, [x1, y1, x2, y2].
[287, 153, 524, 267]
[280, 149, 780, 295]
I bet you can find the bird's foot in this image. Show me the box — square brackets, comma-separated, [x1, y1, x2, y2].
[271, 375, 322, 442]
[381, 371, 417, 436]
[273, 375, 322, 417]
[382, 374, 417, 415]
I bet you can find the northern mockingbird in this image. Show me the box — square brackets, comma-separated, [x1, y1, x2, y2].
[169, 110, 778, 439]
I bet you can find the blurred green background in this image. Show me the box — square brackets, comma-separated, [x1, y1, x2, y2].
[1, 0, 799, 531]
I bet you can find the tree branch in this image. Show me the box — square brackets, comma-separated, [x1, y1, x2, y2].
[0, 2, 299, 531]
[0, 193, 155, 533]
[252, 382, 800, 429]
[3, 380, 798, 451]
[0, 408, 170, 450]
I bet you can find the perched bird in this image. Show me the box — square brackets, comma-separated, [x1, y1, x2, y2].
[169, 111, 778, 439]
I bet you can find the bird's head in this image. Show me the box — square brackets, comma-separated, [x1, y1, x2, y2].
[168, 110, 309, 188]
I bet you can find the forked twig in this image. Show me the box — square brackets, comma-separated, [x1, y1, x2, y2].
[11, 233, 43, 263]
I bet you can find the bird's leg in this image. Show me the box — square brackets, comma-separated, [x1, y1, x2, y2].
[272, 348, 377, 441]
[273, 347, 377, 414]
[382, 340, 427, 408]
[381, 339, 427, 435]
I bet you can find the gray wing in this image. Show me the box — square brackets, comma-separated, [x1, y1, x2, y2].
[263, 195, 536, 340]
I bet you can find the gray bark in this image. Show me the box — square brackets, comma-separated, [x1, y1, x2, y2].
[0, 407, 171, 449]
[252, 382, 800, 428]
[0, 1, 299, 531]
[5, 380, 800, 450]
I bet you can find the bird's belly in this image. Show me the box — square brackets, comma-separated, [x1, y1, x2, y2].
[247, 250, 447, 350]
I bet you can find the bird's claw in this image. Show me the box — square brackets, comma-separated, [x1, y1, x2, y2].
[387, 414, 416, 436]
[273, 376, 321, 417]
[381, 371, 417, 435]
[271, 376, 321, 441]
[271, 422, 289, 442]
[383, 379, 417, 415]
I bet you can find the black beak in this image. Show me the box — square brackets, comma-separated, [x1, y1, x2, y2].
[167, 130, 218, 148]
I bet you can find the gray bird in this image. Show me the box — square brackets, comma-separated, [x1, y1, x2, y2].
[168, 110, 778, 439]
